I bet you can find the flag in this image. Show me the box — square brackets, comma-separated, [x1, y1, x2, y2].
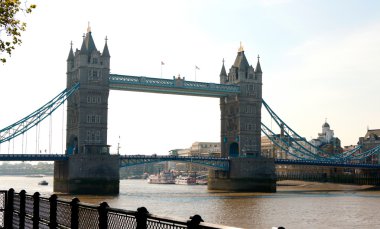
[161, 61, 165, 65]
[195, 65, 200, 70]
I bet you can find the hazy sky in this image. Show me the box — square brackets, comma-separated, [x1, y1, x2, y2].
[1, 0, 380, 155]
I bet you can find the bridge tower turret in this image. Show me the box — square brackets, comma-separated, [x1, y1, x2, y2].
[209, 43, 276, 192]
[54, 26, 119, 195]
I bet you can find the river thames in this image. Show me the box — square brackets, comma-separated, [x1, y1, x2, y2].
[1, 176, 380, 228]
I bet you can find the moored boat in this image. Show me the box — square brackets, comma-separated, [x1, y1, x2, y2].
[38, 180, 48, 185]
[195, 175, 208, 185]
[196, 179, 208, 185]
[147, 171, 175, 184]
[175, 175, 196, 185]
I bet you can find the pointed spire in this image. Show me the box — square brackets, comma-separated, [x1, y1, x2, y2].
[85, 31, 97, 54]
[79, 33, 87, 54]
[238, 41, 244, 52]
[255, 55, 262, 73]
[79, 24, 97, 55]
[67, 41, 74, 61]
[102, 36, 110, 57]
[87, 21, 91, 33]
[233, 42, 249, 69]
[220, 58, 227, 76]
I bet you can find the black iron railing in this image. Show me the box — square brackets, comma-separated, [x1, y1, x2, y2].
[0, 189, 237, 229]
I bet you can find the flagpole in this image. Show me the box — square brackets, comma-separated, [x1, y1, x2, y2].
[195, 65, 200, 81]
[160, 61, 164, 78]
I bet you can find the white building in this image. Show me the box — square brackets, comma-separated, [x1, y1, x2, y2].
[310, 121, 342, 155]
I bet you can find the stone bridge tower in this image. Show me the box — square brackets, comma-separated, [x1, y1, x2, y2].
[208, 44, 276, 192]
[220, 43, 262, 157]
[54, 27, 119, 194]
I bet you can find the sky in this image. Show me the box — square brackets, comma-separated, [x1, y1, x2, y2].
[1, 0, 380, 155]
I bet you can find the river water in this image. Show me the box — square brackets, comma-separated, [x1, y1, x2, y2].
[1, 176, 380, 229]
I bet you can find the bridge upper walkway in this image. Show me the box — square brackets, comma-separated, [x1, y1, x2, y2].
[109, 74, 240, 97]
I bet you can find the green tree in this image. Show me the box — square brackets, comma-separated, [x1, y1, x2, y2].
[0, 0, 36, 63]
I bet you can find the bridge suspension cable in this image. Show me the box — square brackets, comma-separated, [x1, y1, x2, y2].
[0, 83, 79, 145]
[261, 99, 373, 162]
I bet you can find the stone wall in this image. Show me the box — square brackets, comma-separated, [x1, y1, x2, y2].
[54, 155, 120, 194]
[208, 157, 276, 192]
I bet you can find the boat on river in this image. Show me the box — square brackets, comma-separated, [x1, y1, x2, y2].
[175, 175, 196, 185]
[147, 171, 175, 184]
[38, 180, 48, 185]
[196, 178, 208, 185]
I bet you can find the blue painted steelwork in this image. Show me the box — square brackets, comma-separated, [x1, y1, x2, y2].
[0, 154, 68, 161]
[350, 144, 380, 160]
[0, 83, 80, 144]
[262, 99, 345, 160]
[0, 153, 378, 169]
[261, 99, 376, 162]
[261, 122, 307, 160]
[275, 158, 380, 169]
[119, 155, 230, 171]
[109, 74, 240, 98]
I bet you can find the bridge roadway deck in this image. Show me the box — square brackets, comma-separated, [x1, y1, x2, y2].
[0, 154, 380, 169]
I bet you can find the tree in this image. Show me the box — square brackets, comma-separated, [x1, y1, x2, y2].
[0, 0, 36, 63]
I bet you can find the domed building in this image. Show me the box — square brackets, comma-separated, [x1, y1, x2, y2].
[310, 121, 342, 155]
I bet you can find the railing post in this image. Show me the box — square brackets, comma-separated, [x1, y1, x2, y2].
[70, 197, 80, 229]
[5, 188, 14, 229]
[32, 192, 40, 229]
[98, 202, 109, 229]
[136, 207, 149, 229]
[19, 190, 26, 229]
[49, 194, 57, 229]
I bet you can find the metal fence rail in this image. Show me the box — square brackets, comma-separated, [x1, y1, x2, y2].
[0, 191, 5, 228]
[0, 189, 238, 229]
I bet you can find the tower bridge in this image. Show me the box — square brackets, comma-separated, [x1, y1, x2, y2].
[56, 27, 276, 194]
[1, 27, 380, 194]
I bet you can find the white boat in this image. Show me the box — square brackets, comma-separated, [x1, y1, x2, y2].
[196, 179, 208, 185]
[175, 175, 196, 185]
[147, 171, 175, 184]
[196, 175, 208, 185]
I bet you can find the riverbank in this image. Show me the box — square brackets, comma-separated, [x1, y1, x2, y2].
[277, 180, 378, 192]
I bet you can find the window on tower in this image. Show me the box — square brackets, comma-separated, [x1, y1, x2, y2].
[86, 130, 101, 143]
[86, 95, 102, 104]
[93, 70, 98, 77]
[87, 114, 101, 123]
[96, 131, 101, 142]
[88, 69, 100, 81]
